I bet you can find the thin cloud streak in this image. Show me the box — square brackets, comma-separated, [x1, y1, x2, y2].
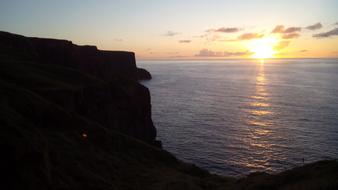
[238, 33, 264, 40]
[179, 40, 191, 43]
[272, 25, 302, 33]
[306, 23, 322, 30]
[313, 28, 338, 38]
[164, 30, 180, 37]
[195, 49, 253, 57]
[209, 27, 240, 33]
[284, 27, 302, 33]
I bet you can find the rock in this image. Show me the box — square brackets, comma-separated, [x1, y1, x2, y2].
[137, 68, 152, 80]
[154, 140, 163, 148]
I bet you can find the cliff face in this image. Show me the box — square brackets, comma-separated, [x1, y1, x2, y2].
[0, 31, 138, 80]
[0, 60, 220, 189]
[31, 38, 138, 81]
[137, 68, 152, 80]
[0, 31, 156, 144]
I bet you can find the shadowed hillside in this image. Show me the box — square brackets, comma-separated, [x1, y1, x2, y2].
[0, 31, 337, 190]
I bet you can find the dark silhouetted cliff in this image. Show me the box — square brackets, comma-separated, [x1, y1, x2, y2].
[137, 68, 152, 80]
[0, 31, 156, 144]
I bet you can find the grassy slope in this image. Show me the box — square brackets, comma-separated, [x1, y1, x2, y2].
[0, 59, 337, 190]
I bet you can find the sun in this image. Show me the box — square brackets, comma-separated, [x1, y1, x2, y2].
[248, 36, 278, 59]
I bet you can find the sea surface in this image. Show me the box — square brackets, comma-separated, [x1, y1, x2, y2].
[139, 59, 338, 176]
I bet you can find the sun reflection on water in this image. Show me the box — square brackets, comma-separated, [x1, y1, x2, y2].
[247, 62, 272, 117]
[249, 110, 272, 116]
[249, 102, 270, 107]
[242, 60, 276, 172]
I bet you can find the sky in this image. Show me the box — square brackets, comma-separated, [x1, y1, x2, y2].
[1, 0, 338, 59]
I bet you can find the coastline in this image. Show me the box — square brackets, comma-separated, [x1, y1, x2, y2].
[1, 31, 337, 189]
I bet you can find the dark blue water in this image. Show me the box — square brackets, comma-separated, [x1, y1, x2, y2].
[139, 59, 338, 176]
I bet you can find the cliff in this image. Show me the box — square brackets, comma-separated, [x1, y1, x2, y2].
[0, 31, 156, 144]
[137, 68, 152, 80]
[0, 31, 337, 190]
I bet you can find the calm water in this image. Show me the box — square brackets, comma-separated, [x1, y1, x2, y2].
[139, 59, 338, 176]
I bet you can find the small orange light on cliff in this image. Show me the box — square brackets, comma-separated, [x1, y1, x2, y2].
[82, 132, 88, 139]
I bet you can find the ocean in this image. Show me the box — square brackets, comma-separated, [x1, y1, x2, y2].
[139, 59, 338, 176]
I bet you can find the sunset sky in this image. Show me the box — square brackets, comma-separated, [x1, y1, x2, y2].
[1, 0, 338, 59]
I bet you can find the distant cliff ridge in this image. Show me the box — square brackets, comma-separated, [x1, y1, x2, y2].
[0, 31, 149, 81]
[0, 31, 156, 144]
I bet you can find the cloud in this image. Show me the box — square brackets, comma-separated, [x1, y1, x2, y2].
[272, 25, 285, 33]
[282, 33, 300, 39]
[306, 22, 323, 30]
[195, 49, 253, 57]
[209, 27, 240, 33]
[313, 28, 338, 38]
[203, 27, 241, 42]
[271, 25, 301, 39]
[238, 33, 264, 40]
[195, 49, 221, 57]
[179, 40, 191, 43]
[300, 49, 308, 52]
[221, 33, 264, 41]
[223, 51, 253, 57]
[272, 25, 301, 33]
[284, 27, 302, 33]
[164, 31, 180, 37]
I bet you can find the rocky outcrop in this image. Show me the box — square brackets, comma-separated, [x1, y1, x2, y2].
[137, 68, 152, 80]
[0, 31, 156, 144]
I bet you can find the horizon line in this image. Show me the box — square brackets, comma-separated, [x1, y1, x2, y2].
[137, 57, 338, 62]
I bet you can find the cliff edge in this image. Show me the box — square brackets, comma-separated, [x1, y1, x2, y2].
[0, 31, 156, 144]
